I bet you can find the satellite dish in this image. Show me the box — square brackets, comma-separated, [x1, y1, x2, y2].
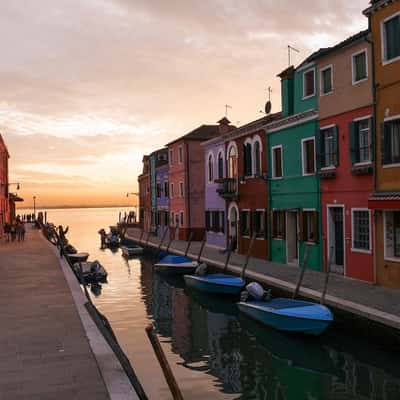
[265, 101, 272, 115]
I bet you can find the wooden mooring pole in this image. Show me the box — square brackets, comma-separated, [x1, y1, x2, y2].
[292, 244, 311, 299]
[145, 324, 184, 400]
[166, 227, 176, 253]
[321, 246, 333, 305]
[222, 239, 234, 273]
[156, 227, 169, 258]
[241, 233, 256, 279]
[197, 234, 207, 263]
[184, 232, 193, 257]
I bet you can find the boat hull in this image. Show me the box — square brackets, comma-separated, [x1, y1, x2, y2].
[184, 274, 245, 296]
[154, 263, 198, 275]
[238, 299, 333, 336]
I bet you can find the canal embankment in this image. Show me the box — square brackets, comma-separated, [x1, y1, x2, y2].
[126, 228, 400, 342]
[0, 226, 138, 400]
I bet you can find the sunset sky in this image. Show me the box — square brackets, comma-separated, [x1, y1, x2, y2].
[1, 0, 368, 208]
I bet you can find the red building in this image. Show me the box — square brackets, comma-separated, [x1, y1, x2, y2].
[316, 31, 375, 282]
[0, 134, 10, 226]
[167, 124, 222, 241]
[138, 155, 151, 232]
[218, 114, 280, 259]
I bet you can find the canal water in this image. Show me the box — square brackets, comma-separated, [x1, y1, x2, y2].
[27, 207, 400, 399]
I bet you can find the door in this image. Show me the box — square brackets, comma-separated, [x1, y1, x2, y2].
[286, 211, 298, 265]
[229, 206, 238, 251]
[328, 207, 344, 275]
[175, 214, 180, 239]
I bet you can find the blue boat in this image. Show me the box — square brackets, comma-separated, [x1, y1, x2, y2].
[154, 255, 198, 275]
[237, 298, 333, 336]
[184, 274, 245, 296]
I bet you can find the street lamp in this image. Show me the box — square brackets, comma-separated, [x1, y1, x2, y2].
[33, 196, 36, 219]
[126, 192, 139, 223]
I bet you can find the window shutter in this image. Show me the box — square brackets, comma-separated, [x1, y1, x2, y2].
[271, 211, 276, 238]
[205, 211, 210, 231]
[349, 121, 359, 164]
[264, 210, 268, 239]
[312, 210, 319, 243]
[281, 211, 286, 240]
[316, 130, 324, 170]
[299, 211, 305, 242]
[333, 125, 339, 166]
[221, 211, 225, 233]
[370, 117, 375, 162]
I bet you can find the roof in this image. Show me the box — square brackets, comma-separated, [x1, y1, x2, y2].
[364, 0, 395, 15]
[266, 109, 318, 133]
[166, 124, 218, 146]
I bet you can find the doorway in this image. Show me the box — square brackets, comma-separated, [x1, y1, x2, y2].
[228, 204, 238, 251]
[327, 206, 345, 275]
[286, 211, 299, 265]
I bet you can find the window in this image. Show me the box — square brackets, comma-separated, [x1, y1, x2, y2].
[301, 211, 318, 243]
[240, 210, 251, 236]
[164, 181, 169, 198]
[206, 210, 225, 233]
[180, 211, 184, 226]
[350, 118, 371, 164]
[156, 183, 162, 198]
[169, 149, 173, 165]
[320, 65, 333, 95]
[205, 211, 211, 231]
[382, 13, 400, 63]
[319, 126, 338, 168]
[211, 211, 219, 232]
[178, 146, 183, 163]
[253, 210, 266, 238]
[179, 182, 184, 198]
[228, 145, 238, 178]
[170, 183, 174, 198]
[254, 140, 261, 176]
[352, 50, 368, 84]
[382, 118, 400, 165]
[170, 212, 174, 226]
[208, 154, 214, 183]
[219, 211, 225, 233]
[303, 68, 315, 98]
[385, 211, 400, 260]
[217, 151, 224, 179]
[352, 210, 370, 252]
[302, 138, 315, 175]
[244, 142, 252, 176]
[272, 146, 283, 178]
[272, 210, 285, 239]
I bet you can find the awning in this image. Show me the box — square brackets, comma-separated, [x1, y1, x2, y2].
[368, 194, 400, 210]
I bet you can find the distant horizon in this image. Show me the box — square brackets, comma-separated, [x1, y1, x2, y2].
[17, 204, 136, 211]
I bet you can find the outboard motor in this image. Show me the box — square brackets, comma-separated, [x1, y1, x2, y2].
[195, 263, 208, 276]
[241, 282, 272, 302]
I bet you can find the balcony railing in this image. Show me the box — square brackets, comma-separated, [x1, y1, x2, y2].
[216, 178, 238, 200]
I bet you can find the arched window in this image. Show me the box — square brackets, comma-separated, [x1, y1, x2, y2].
[244, 141, 252, 176]
[228, 145, 238, 178]
[217, 151, 224, 179]
[208, 154, 214, 182]
[254, 140, 261, 175]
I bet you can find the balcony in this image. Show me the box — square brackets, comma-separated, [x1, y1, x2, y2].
[216, 178, 238, 200]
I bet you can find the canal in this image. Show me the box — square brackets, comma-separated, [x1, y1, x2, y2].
[34, 207, 400, 400]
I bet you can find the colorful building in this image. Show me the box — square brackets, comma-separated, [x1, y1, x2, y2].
[138, 155, 151, 232]
[217, 115, 279, 258]
[155, 152, 169, 238]
[365, 0, 400, 288]
[167, 124, 220, 241]
[0, 134, 10, 227]
[315, 30, 375, 282]
[267, 59, 322, 270]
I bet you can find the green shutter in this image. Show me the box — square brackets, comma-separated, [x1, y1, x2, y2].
[349, 121, 359, 164]
[316, 130, 324, 170]
[333, 125, 339, 166]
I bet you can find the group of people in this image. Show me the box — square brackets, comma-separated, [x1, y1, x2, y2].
[3, 216, 26, 242]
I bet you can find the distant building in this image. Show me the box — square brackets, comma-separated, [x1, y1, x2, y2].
[138, 155, 151, 232]
[315, 30, 375, 282]
[365, 0, 400, 288]
[167, 124, 220, 241]
[0, 134, 10, 226]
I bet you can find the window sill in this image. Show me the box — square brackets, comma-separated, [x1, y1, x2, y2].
[304, 241, 318, 246]
[382, 55, 400, 66]
[384, 257, 400, 263]
[352, 77, 368, 86]
[351, 248, 372, 254]
[382, 163, 400, 169]
[319, 169, 337, 179]
[302, 93, 315, 100]
[351, 164, 373, 176]
[272, 176, 283, 180]
[302, 172, 316, 177]
[272, 237, 285, 241]
[320, 90, 333, 97]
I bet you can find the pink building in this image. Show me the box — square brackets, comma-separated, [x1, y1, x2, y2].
[0, 134, 10, 226]
[167, 124, 220, 241]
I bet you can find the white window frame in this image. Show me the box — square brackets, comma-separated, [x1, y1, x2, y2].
[271, 145, 283, 179]
[381, 11, 400, 66]
[353, 115, 372, 165]
[384, 210, 400, 262]
[320, 64, 334, 96]
[351, 208, 372, 254]
[254, 208, 266, 240]
[179, 181, 184, 198]
[252, 135, 263, 176]
[178, 146, 183, 164]
[382, 115, 400, 168]
[352, 48, 368, 85]
[302, 67, 316, 100]
[207, 151, 215, 184]
[319, 124, 337, 170]
[301, 137, 316, 176]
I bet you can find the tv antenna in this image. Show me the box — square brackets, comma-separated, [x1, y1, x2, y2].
[288, 45, 300, 66]
[260, 86, 272, 115]
[224, 104, 232, 118]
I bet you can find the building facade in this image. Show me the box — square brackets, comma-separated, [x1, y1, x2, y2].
[167, 125, 219, 241]
[138, 155, 151, 232]
[365, 0, 400, 288]
[316, 30, 375, 282]
[267, 62, 322, 270]
[155, 158, 169, 239]
[0, 134, 10, 227]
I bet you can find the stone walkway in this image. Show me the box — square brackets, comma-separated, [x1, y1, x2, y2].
[127, 228, 400, 332]
[0, 226, 110, 400]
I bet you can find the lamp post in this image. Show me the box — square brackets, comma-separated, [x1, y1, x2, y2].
[126, 192, 139, 223]
[33, 196, 36, 220]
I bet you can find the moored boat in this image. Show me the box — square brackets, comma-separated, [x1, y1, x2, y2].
[72, 260, 108, 283]
[154, 254, 198, 274]
[184, 273, 245, 296]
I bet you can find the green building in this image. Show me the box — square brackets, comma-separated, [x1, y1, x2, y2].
[266, 58, 322, 270]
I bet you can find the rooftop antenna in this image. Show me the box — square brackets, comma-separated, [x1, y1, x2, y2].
[260, 86, 273, 115]
[288, 45, 300, 66]
[224, 104, 232, 118]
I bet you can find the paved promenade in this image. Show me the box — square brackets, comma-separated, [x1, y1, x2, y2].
[127, 228, 400, 333]
[0, 227, 110, 400]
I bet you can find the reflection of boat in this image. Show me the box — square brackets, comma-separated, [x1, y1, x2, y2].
[159, 273, 186, 289]
[184, 274, 245, 296]
[238, 298, 333, 336]
[121, 243, 143, 257]
[154, 255, 198, 275]
[98, 228, 120, 247]
[241, 315, 334, 374]
[72, 260, 108, 283]
[66, 252, 89, 263]
[186, 288, 239, 317]
[64, 244, 77, 255]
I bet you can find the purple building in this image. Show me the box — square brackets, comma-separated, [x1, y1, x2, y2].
[202, 118, 234, 249]
[156, 157, 169, 238]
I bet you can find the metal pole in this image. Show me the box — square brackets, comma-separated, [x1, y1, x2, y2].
[156, 226, 169, 258]
[184, 232, 193, 257]
[197, 234, 207, 263]
[223, 239, 233, 273]
[241, 233, 256, 279]
[166, 227, 176, 253]
[321, 246, 333, 305]
[292, 244, 311, 299]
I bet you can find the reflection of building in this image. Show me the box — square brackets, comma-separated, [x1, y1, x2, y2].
[0, 134, 10, 226]
[138, 155, 151, 232]
[365, 0, 400, 288]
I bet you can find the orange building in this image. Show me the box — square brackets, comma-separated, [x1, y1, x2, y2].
[365, 0, 400, 287]
[0, 134, 10, 227]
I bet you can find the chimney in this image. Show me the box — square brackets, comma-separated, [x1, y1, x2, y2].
[217, 117, 231, 135]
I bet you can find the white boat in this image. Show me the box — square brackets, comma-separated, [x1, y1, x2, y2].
[154, 254, 198, 274]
